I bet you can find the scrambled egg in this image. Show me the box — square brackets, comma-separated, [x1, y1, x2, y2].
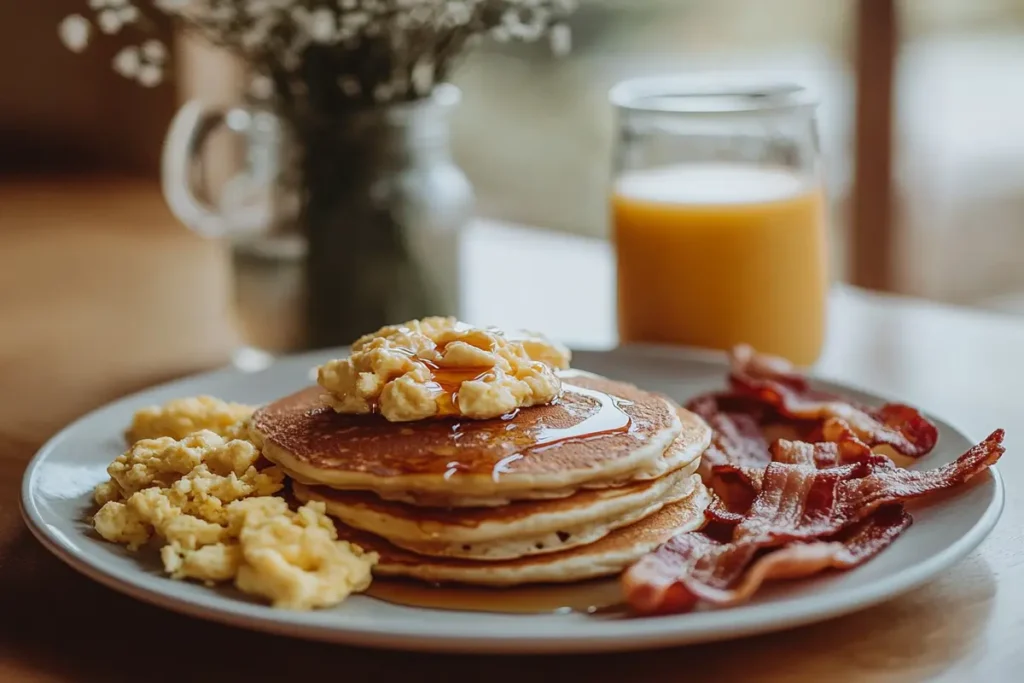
[317, 316, 572, 422]
[125, 395, 254, 443]
[92, 427, 377, 610]
[233, 498, 374, 610]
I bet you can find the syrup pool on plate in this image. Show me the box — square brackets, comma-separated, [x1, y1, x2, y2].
[366, 577, 627, 615]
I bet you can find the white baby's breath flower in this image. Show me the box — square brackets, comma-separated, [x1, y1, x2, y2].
[97, 9, 123, 34]
[58, 14, 91, 53]
[510, 22, 544, 41]
[340, 11, 370, 37]
[406, 4, 434, 28]
[241, 12, 284, 51]
[137, 63, 163, 87]
[118, 5, 140, 24]
[288, 5, 307, 25]
[339, 76, 361, 96]
[142, 39, 167, 63]
[240, 28, 267, 51]
[441, 3, 472, 28]
[245, 0, 284, 14]
[62, 0, 576, 93]
[373, 82, 392, 103]
[208, 4, 235, 23]
[112, 46, 141, 77]
[549, 23, 571, 56]
[154, 0, 191, 12]
[309, 8, 338, 44]
[411, 57, 434, 95]
[248, 73, 273, 99]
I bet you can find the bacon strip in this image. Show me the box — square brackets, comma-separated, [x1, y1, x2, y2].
[624, 430, 1004, 614]
[832, 429, 1003, 521]
[687, 394, 771, 472]
[727, 431, 1001, 544]
[728, 345, 939, 458]
[704, 494, 747, 526]
[686, 394, 773, 511]
[627, 505, 913, 612]
[704, 419, 881, 512]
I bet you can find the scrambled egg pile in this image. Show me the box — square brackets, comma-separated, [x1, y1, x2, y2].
[125, 395, 255, 443]
[317, 316, 572, 422]
[93, 401, 377, 610]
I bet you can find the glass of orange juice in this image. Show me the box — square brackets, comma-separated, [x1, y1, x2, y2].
[609, 77, 828, 366]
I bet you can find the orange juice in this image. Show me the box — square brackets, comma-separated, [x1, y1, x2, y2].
[612, 163, 827, 365]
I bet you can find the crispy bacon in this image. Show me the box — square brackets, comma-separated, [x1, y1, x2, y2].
[831, 429, 1003, 521]
[623, 429, 1005, 614]
[625, 506, 912, 613]
[818, 418, 877, 465]
[704, 494, 747, 526]
[728, 431, 1001, 543]
[727, 345, 939, 458]
[706, 422, 881, 513]
[687, 394, 771, 472]
[690, 384, 890, 511]
[629, 346, 1002, 615]
[685, 394, 772, 512]
[719, 423, 879, 494]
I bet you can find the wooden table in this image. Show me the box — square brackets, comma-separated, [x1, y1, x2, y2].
[1, 178, 1020, 682]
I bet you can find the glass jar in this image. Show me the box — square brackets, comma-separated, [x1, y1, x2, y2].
[609, 77, 828, 366]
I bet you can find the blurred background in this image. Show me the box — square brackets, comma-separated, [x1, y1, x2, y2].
[4, 0, 1024, 316]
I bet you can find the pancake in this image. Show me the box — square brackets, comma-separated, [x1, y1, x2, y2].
[252, 371, 706, 506]
[583, 409, 705, 485]
[293, 447, 701, 561]
[336, 476, 711, 585]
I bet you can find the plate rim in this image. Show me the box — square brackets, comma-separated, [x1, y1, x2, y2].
[19, 344, 1006, 654]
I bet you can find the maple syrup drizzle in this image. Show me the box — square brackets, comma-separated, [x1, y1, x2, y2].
[321, 376, 635, 479]
[365, 577, 627, 615]
[490, 454, 523, 482]
[421, 361, 494, 416]
[432, 383, 634, 481]
[530, 385, 633, 451]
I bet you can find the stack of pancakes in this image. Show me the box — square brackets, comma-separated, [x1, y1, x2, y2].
[251, 370, 712, 586]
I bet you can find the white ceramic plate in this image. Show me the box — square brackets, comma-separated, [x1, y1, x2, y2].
[21, 345, 1004, 654]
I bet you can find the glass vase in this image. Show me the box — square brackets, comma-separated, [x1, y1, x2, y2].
[162, 84, 473, 351]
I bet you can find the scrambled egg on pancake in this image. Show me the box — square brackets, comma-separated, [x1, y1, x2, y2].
[317, 316, 571, 422]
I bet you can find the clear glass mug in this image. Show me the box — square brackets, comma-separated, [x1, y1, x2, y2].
[162, 97, 301, 252]
[161, 97, 307, 353]
[609, 77, 829, 366]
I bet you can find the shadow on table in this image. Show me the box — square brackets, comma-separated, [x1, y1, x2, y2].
[0, 521, 997, 683]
